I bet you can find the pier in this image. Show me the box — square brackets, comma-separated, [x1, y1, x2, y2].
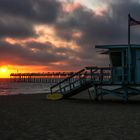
[10, 72, 75, 83]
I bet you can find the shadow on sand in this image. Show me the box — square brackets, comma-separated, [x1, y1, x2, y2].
[63, 97, 140, 106]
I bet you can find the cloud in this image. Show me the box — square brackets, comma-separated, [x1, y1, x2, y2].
[0, 16, 35, 38]
[1, 0, 140, 71]
[0, 41, 67, 66]
[53, 0, 140, 68]
[0, 0, 61, 23]
[0, 0, 62, 39]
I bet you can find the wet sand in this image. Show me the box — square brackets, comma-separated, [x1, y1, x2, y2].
[0, 92, 140, 140]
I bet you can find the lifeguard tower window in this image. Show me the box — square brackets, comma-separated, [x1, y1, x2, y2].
[110, 51, 122, 67]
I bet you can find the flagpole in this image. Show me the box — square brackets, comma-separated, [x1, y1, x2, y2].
[127, 14, 140, 83]
[128, 13, 131, 82]
[128, 14, 130, 45]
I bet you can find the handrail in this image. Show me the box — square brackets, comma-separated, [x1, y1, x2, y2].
[50, 66, 129, 95]
[85, 66, 98, 70]
[50, 69, 85, 89]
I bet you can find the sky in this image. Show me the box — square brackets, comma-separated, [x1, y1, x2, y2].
[0, 0, 140, 78]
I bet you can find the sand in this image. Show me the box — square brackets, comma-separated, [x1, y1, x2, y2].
[0, 92, 140, 140]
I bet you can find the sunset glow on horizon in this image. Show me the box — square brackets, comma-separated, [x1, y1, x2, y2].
[0, 65, 74, 78]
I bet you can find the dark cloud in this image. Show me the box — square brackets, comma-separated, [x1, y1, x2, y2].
[0, 38, 84, 70]
[0, 17, 35, 38]
[0, 0, 62, 39]
[53, 0, 140, 68]
[55, 5, 125, 45]
[0, 41, 67, 66]
[0, 0, 61, 23]
[26, 41, 53, 51]
[109, 0, 140, 43]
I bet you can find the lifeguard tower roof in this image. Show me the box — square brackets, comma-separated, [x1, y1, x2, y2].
[95, 44, 140, 54]
[95, 44, 140, 49]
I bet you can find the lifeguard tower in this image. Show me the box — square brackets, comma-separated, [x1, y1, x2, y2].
[96, 44, 140, 85]
[48, 14, 140, 101]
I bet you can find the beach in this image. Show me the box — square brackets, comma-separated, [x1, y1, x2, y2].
[0, 92, 140, 140]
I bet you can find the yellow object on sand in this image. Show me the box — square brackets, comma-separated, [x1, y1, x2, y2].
[46, 93, 63, 100]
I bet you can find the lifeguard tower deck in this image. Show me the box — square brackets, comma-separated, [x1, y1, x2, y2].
[49, 44, 140, 101]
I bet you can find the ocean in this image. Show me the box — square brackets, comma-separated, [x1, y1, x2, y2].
[0, 78, 52, 95]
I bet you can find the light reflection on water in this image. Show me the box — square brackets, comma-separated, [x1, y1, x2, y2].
[0, 79, 52, 95]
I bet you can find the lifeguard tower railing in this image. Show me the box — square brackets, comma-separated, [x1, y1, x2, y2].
[50, 66, 129, 99]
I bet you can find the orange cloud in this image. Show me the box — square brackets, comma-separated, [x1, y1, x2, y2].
[94, 5, 108, 16]
[4, 37, 36, 45]
[72, 31, 82, 39]
[62, 1, 82, 13]
[34, 25, 81, 50]
[3, 24, 82, 52]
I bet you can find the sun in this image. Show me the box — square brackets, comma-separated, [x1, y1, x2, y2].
[1, 67, 7, 73]
[0, 66, 10, 78]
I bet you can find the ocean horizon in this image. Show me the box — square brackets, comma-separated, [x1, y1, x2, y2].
[0, 78, 52, 95]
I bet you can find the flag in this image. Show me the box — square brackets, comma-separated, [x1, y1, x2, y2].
[129, 14, 140, 26]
